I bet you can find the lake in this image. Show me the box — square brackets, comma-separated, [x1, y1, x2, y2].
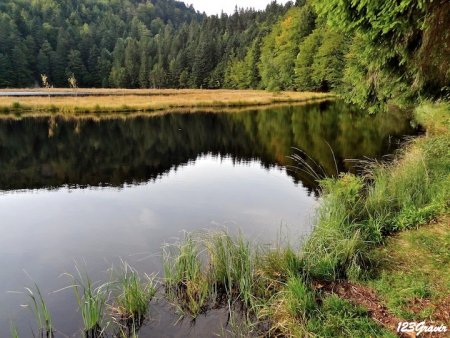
[0, 101, 417, 336]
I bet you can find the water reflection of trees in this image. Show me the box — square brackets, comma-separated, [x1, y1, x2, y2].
[0, 102, 414, 191]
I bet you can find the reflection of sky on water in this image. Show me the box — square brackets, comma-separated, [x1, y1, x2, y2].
[0, 102, 417, 335]
[0, 155, 317, 336]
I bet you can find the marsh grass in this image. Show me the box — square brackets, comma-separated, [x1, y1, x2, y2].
[0, 89, 333, 116]
[162, 233, 209, 317]
[112, 263, 157, 327]
[205, 231, 254, 307]
[24, 283, 53, 337]
[64, 267, 110, 336]
[162, 231, 257, 317]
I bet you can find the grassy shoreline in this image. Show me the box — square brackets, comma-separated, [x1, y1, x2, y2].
[0, 89, 333, 116]
[160, 101, 449, 336]
[0, 100, 332, 121]
[9, 101, 449, 337]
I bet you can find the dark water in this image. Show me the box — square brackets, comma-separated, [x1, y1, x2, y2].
[0, 102, 416, 336]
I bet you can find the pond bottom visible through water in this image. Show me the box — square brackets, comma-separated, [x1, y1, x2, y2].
[0, 102, 418, 336]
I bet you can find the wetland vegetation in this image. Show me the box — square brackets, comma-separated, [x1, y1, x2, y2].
[0, 89, 331, 115]
[0, 0, 449, 337]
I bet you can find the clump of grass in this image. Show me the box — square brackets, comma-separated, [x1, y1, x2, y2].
[162, 233, 208, 317]
[24, 283, 54, 337]
[301, 174, 368, 281]
[205, 231, 254, 307]
[284, 278, 316, 321]
[415, 101, 450, 134]
[162, 231, 256, 317]
[256, 245, 303, 282]
[163, 230, 305, 324]
[112, 263, 156, 327]
[259, 277, 317, 337]
[64, 267, 109, 335]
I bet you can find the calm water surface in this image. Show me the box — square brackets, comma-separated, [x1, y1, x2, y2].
[0, 102, 416, 336]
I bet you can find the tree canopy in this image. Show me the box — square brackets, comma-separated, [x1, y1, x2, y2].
[0, 0, 447, 110]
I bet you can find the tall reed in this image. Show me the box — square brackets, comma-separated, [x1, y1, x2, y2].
[24, 283, 53, 337]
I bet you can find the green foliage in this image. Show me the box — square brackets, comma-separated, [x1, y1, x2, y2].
[259, 5, 316, 91]
[302, 103, 450, 281]
[284, 277, 316, 321]
[114, 264, 156, 324]
[0, 0, 293, 89]
[310, 30, 349, 91]
[294, 28, 322, 90]
[66, 268, 109, 333]
[367, 221, 450, 320]
[313, 0, 449, 109]
[225, 39, 261, 89]
[307, 294, 395, 337]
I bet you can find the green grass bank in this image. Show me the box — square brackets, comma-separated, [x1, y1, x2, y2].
[11, 102, 449, 337]
[163, 101, 449, 337]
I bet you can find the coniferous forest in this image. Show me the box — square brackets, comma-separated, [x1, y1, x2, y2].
[0, 1, 449, 337]
[0, 0, 448, 111]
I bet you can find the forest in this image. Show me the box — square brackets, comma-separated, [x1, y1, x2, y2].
[0, 0, 448, 111]
[0, 1, 449, 337]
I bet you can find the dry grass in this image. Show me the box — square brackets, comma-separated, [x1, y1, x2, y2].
[0, 89, 333, 116]
[0, 101, 330, 121]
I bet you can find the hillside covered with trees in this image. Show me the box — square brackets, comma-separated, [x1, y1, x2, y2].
[0, 0, 448, 110]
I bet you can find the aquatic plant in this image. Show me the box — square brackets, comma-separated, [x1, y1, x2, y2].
[24, 283, 53, 337]
[112, 263, 156, 326]
[162, 233, 208, 317]
[65, 267, 109, 336]
[205, 231, 254, 307]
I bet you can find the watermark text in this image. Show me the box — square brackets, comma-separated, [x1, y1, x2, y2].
[397, 322, 448, 336]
